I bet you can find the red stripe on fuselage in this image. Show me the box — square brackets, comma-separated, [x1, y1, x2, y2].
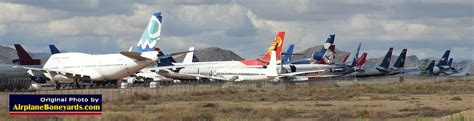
[240, 60, 266, 66]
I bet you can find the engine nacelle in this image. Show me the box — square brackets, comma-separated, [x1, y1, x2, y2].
[52, 75, 74, 83]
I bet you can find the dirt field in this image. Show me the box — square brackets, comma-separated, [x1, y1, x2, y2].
[1, 79, 474, 120]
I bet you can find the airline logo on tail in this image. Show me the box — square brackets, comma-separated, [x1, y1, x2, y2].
[261, 32, 285, 61]
[131, 12, 162, 52]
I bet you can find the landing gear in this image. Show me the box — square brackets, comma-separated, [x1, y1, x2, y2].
[55, 82, 61, 90]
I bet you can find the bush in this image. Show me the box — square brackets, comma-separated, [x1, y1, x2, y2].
[451, 96, 462, 101]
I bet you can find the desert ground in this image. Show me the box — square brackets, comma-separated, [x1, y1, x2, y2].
[0, 76, 473, 120]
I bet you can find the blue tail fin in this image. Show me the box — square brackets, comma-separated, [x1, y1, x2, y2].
[427, 60, 436, 73]
[447, 58, 453, 68]
[156, 48, 175, 66]
[49, 45, 61, 54]
[378, 47, 393, 69]
[130, 12, 162, 52]
[393, 49, 407, 68]
[437, 50, 450, 66]
[282, 44, 294, 63]
[350, 43, 362, 67]
[313, 34, 335, 61]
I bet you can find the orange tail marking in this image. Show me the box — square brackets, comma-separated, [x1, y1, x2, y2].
[261, 32, 285, 61]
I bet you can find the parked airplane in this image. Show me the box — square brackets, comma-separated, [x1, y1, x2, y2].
[38, 12, 164, 89]
[403, 59, 437, 76]
[346, 47, 394, 77]
[171, 50, 279, 82]
[125, 47, 198, 85]
[154, 32, 286, 74]
[155, 32, 285, 82]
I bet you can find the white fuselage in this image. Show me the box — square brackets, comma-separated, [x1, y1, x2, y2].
[43, 52, 158, 83]
[179, 66, 273, 82]
[172, 61, 251, 68]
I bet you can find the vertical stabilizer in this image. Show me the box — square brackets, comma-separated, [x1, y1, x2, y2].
[282, 44, 294, 63]
[350, 43, 362, 67]
[356, 52, 368, 69]
[437, 50, 450, 66]
[260, 32, 285, 61]
[313, 34, 335, 62]
[265, 50, 278, 77]
[156, 48, 175, 67]
[393, 49, 407, 68]
[130, 12, 162, 52]
[378, 47, 393, 69]
[12, 44, 41, 65]
[447, 58, 453, 68]
[49, 45, 61, 54]
[182, 47, 195, 64]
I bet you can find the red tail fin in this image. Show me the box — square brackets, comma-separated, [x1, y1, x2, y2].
[260, 32, 285, 61]
[356, 52, 367, 69]
[12, 44, 41, 65]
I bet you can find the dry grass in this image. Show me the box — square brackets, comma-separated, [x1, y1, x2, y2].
[1, 80, 474, 120]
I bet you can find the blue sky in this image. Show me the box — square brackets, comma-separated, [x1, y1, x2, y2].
[0, 0, 472, 60]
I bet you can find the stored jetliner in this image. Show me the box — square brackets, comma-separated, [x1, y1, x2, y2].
[36, 12, 164, 89]
[154, 32, 285, 81]
[172, 50, 279, 82]
[346, 47, 398, 77]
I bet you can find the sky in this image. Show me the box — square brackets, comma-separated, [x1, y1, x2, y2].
[0, 0, 472, 60]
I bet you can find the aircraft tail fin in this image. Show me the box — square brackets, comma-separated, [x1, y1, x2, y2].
[130, 12, 162, 52]
[355, 52, 367, 69]
[12, 44, 41, 65]
[447, 58, 453, 68]
[427, 60, 436, 73]
[393, 49, 407, 68]
[182, 47, 195, 64]
[437, 50, 450, 66]
[317, 44, 336, 64]
[282, 44, 294, 63]
[49, 45, 61, 54]
[350, 43, 362, 67]
[260, 32, 285, 61]
[265, 50, 278, 77]
[378, 47, 393, 69]
[313, 34, 335, 61]
[156, 48, 175, 66]
[325, 44, 336, 64]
